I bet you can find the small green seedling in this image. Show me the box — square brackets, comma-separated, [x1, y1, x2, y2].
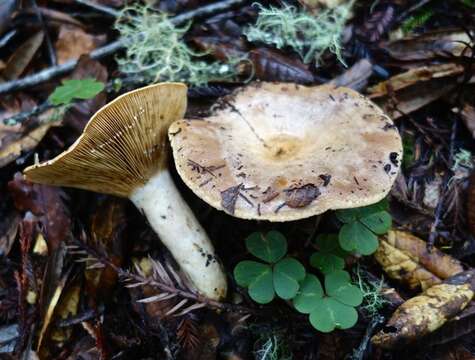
[336, 200, 391, 255]
[293, 271, 363, 332]
[310, 234, 348, 274]
[234, 231, 305, 304]
[48, 78, 105, 106]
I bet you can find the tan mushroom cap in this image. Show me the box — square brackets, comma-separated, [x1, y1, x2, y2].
[24, 82, 187, 198]
[168, 82, 403, 221]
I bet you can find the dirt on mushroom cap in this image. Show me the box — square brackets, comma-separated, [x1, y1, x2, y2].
[168, 82, 403, 221]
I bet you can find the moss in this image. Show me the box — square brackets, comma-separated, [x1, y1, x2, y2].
[114, 4, 239, 86]
[244, 2, 354, 66]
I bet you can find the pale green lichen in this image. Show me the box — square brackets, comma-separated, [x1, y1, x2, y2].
[244, 2, 354, 66]
[354, 265, 387, 317]
[254, 333, 292, 360]
[114, 4, 239, 86]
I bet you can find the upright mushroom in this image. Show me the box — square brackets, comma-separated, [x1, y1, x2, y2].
[23, 83, 227, 300]
[168, 82, 402, 220]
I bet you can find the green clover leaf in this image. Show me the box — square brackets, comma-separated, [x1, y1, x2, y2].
[293, 274, 324, 314]
[360, 211, 392, 235]
[325, 270, 363, 307]
[310, 253, 345, 274]
[245, 231, 287, 263]
[309, 298, 358, 332]
[339, 221, 378, 255]
[48, 78, 105, 106]
[273, 258, 306, 299]
[234, 260, 274, 304]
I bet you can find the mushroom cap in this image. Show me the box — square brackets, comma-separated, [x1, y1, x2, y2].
[168, 82, 402, 221]
[24, 82, 187, 198]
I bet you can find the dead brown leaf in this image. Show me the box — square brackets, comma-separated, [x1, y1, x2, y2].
[8, 173, 71, 252]
[374, 230, 463, 290]
[0, 210, 20, 256]
[460, 103, 475, 139]
[371, 270, 475, 349]
[55, 25, 106, 65]
[0, 122, 55, 168]
[368, 63, 464, 119]
[0, 32, 44, 82]
[382, 29, 473, 61]
[330, 59, 373, 91]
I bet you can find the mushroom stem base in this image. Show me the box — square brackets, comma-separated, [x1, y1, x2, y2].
[130, 170, 227, 300]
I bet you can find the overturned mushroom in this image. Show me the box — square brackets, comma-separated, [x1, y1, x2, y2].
[23, 83, 227, 300]
[168, 82, 403, 221]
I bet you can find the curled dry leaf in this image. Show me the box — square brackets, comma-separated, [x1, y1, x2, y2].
[368, 63, 465, 119]
[0, 210, 20, 256]
[374, 230, 463, 290]
[371, 270, 475, 349]
[381, 30, 473, 61]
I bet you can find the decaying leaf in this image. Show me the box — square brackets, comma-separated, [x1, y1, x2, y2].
[381, 30, 473, 61]
[8, 173, 71, 252]
[460, 103, 475, 140]
[374, 230, 463, 290]
[49, 284, 81, 343]
[55, 25, 106, 65]
[0, 210, 20, 256]
[329, 58, 373, 91]
[0, 32, 44, 82]
[0, 122, 55, 168]
[368, 63, 464, 119]
[371, 270, 475, 349]
[85, 197, 127, 304]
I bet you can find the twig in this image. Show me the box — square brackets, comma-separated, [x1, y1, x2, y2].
[0, 0, 249, 95]
[30, 0, 56, 66]
[350, 315, 385, 360]
[74, 0, 121, 18]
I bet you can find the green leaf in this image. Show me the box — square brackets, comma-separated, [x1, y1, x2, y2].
[233, 261, 270, 287]
[339, 222, 378, 255]
[335, 209, 358, 223]
[314, 234, 339, 253]
[48, 78, 105, 106]
[273, 257, 306, 299]
[360, 211, 391, 235]
[293, 274, 324, 314]
[310, 253, 345, 274]
[309, 298, 358, 332]
[325, 270, 363, 307]
[245, 231, 287, 263]
[248, 266, 274, 304]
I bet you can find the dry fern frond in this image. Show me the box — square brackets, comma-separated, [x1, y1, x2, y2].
[24, 83, 187, 197]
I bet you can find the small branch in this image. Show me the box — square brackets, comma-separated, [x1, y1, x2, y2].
[0, 0, 250, 95]
[74, 0, 121, 18]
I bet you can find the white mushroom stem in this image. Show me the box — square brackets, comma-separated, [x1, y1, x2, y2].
[130, 170, 227, 300]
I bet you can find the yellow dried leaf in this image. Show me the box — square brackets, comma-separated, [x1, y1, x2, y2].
[372, 272, 475, 349]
